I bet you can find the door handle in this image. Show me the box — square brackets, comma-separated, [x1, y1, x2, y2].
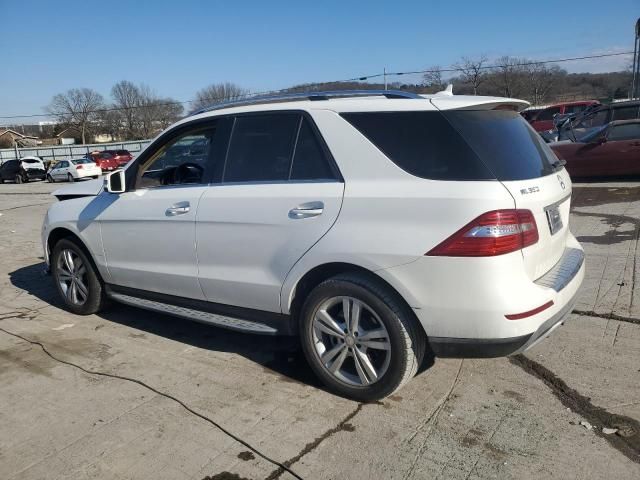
[165, 201, 190, 216]
[289, 201, 324, 219]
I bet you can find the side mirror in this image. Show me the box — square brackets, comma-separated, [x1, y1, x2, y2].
[105, 169, 126, 193]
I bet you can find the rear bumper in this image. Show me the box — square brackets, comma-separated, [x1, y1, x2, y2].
[429, 284, 580, 357]
[377, 234, 585, 357]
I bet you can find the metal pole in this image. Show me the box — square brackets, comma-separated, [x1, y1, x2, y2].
[633, 18, 640, 99]
[384, 68, 387, 90]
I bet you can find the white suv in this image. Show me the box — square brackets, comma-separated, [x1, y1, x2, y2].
[42, 90, 584, 401]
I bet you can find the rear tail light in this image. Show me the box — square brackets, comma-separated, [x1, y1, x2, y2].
[76, 165, 83, 169]
[426, 209, 538, 257]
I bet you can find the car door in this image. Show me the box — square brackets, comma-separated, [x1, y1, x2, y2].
[98, 120, 222, 299]
[1, 160, 18, 180]
[196, 112, 344, 313]
[606, 123, 640, 175]
[54, 161, 68, 180]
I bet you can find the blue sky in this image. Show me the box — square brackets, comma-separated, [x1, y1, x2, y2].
[0, 0, 637, 121]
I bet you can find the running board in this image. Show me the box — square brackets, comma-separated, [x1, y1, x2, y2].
[107, 291, 279, 335]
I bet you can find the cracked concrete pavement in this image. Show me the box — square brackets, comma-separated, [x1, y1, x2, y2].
[0, 180, 639, 479]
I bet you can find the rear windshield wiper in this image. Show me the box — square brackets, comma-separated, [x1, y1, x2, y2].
[551, 159, 566, 171]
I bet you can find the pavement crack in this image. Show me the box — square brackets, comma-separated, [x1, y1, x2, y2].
[265, 402, 365, 480]
[510, 354, 640, 464]
[0, 202, 51, 212]
[402, 359, 464, 480]
[573, 309, 640, 325]
[0, 326, 304, 480]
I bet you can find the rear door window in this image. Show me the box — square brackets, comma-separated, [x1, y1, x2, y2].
[608, 124, 640, 141]
[612, 106, 639, 121]
[224, 114, 299, 182]
[290, 118, 336, 181]
[536, 107, 561, 121]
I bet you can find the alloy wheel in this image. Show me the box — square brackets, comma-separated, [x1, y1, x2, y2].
[56, 249, 89, 305]
[312, 296, 391, 386]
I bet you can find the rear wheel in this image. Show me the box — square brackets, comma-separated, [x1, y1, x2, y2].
[51, 238, 107, 315]
[67, 173, 74, 182]
[300, 273, 425, 401]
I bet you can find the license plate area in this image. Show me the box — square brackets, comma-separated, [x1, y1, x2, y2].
[546, 205, 563, 235]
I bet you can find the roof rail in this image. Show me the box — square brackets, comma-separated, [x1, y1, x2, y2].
[191, 89, 423, 116]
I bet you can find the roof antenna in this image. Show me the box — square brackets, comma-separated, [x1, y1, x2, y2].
[435, 84, 454, 96]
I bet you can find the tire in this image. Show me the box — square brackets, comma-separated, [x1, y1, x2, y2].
[299, 272, 426, 401]
[51, 238, 107, 315]
[47, 175, 54, 183]
[15, 174, 23, 184]
[67, 173, 74, 182]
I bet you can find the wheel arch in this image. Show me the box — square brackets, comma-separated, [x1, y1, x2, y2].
[286, 262, 425, 335]
[47, 227, 105, 283]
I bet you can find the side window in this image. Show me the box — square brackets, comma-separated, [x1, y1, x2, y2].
[138, 127, 215, 189]
[612, 106, 639, 121]
[608, 124, 640, 141]
[224, 114, 299, 182]
[536, 107, 561, 121]
[290, 118, 336, 181]
[58, 161, 68, 168]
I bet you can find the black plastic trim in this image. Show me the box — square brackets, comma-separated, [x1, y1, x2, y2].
[428, 334, 532, 358]
[105, 284, 296, 336]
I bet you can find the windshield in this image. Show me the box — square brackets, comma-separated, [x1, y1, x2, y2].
[579, 124, 608, 143]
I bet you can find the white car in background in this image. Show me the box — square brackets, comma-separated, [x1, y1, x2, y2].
[47, 158, 102, 182]
[41, 90, 584, 401]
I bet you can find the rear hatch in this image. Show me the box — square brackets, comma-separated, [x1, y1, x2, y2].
[432, 101, 571, 281]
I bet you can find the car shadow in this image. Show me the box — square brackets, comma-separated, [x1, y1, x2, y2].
[9, 261, 321, 388]
[10, 262, 436, 391]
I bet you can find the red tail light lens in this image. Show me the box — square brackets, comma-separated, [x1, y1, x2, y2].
[76, 164, 83, 169]
[426, 209, 538, 257]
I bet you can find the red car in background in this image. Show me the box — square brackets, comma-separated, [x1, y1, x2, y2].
[87, 150, 133, 171]
[530, 100, 600, 132]
[550, 119, 640, 177]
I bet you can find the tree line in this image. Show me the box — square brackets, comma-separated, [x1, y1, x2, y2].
[42, 56, 633, 144]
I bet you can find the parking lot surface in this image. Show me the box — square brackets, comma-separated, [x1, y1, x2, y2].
[1, 180, 639, 479]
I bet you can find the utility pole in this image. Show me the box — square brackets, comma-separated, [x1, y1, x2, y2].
[633, 18, 640, 99]
[384, 68, 387, 90]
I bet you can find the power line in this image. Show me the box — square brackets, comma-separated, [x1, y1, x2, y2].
[0, 50, 633, 120]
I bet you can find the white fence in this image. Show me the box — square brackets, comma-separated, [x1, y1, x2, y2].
[0, 140, 152, 164]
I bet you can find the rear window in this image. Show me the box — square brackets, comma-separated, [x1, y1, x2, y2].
[116, 150, 130, 155]
[21, 159, 41, 164]
[443, 110, 557, 180]
[72, 158, 92, 164]
[342, 110, 556, 181]
[342, 111, 493, 181]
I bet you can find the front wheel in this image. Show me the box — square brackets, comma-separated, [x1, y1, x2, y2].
[51, 238, 107, 315]
[15, 174, 23, 184]
[47, 175, 54, 183]
[300, 273, 426, 401]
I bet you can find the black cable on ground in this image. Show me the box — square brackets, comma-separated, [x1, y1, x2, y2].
[0, 326, 304, 480]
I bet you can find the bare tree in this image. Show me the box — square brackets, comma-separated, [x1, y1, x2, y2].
[526, 63, 562, 105]
[191, 82, 250, 111]
[46, 88, 104, 144]
[423, 65, 444, 91]
[111, 80, 142, 138]
[493, 56, 528, 98]
[454, 55, 489, 95]
[137, 85, 183, 138]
